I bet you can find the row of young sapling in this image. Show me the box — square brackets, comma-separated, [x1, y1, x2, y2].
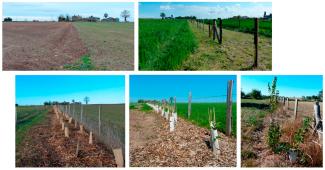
[53, 105, 124, 167]
[190, 18, 260, 68]
[275, 97, 322, 162]
[278, 97, 323, 141]
[145, 80, 233, 157]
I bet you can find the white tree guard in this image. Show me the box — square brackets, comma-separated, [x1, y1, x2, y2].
[170, 117, 175, 132]
[211, 129, 221, 156]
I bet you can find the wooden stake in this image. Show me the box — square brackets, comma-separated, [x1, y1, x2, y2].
[253, 18, 259, 68]
[226, 80, 233, 136]
[80, 125, 84, 134]
[113, 148, 124, 167]
[209, 21, 211, 37]
[188, 91, 192, 118]
[294, 99, 299, 120]
[218, 18, 222, 44]
[89, 131, 93, 144]
[65, 127, 69, 137]
[98, 105, 101, 136]
[75, 140, 80, 157]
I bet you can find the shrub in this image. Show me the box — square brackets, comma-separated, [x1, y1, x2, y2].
[267, 121, 281, 152]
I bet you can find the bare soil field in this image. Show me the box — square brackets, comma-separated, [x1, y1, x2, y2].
[16, 108, 117, 167]
[241, 100, 323, 167]
[130, 108, 236, 167]
[73, 22, 134, 70]
[3, 22, 88, 70]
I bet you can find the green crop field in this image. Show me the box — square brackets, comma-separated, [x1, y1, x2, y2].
[16, 106, 49, 147]
[139, 19, 197, 70]
[218, 18, 271, 37]
[176, 103, 237, 136]
[72, 104, 125, 142]
[73, 22, 134, 70]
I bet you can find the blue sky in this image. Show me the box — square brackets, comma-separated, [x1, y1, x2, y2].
[241, 75, 323, 98]
[16, 75, 125, 105]
[3, 2, 134, 21]
[130, 75, 237, 103]
[139, 2, 272, 19]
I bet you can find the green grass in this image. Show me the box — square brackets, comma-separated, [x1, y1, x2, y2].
[73, 22, 134, 70]
[176, 102, 237, 136]
[64, 54, 96, 70]
[139, 19, 198, 70]
[16, 106, 49, 147]
[140, 103, 153, 112]
[203, 18, 272, 37]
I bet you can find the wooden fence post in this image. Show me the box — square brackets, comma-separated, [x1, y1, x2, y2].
[174, 96, 177, 113]
[294, 99, 299, 120]
[81, 104, 83, 124]
[187, 93, 191, 118]
[314, 102, 321, 128]
[219, 18, 222, 44]
[253, 18, 259, 68]
[286, 98, 289, 110]
[226, 80, 233, 136]
[209, 21, 211, 37]
[213, 19, 216, 41]
[98, 105, 101, 136]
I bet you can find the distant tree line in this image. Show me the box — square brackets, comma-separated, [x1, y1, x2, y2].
[159, 12, 196, 20]
[3, 17, 12, 22]
[242, 89, 323, 102]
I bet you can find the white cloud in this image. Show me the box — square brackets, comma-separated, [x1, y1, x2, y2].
[160, 5, 173, 11]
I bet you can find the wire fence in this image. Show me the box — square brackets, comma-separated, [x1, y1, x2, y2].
[57, 104, 125, 157]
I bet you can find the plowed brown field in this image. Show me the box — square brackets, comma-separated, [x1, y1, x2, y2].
[3, 22, 88, 70]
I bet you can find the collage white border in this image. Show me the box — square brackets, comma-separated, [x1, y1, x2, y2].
[1, 0, 325, 169]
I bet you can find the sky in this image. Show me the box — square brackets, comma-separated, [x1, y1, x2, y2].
[16, 75, 125, 105]
[3, 2, 134, 21]
[130, 75, 237, 103]
[241, 75, 323, 98]
[139, 2, 272, 19]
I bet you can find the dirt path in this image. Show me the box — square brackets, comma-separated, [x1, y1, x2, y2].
[130, 109, 236, 167]
[16, 109, 116, 167]
[3, 22, 88, 70]
[181, 21, 272, 70]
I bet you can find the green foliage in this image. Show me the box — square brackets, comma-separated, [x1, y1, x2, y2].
[129, 104, 136, 109]
[293, 117, 312, 148]
[140, 103, 153, 112]
[267, 121, 281, 152]
[139, 19, 198, 70]
[64, 55, 96, 70]
[249, 89, 262, 99]
[268, 76, 278, 111]
[176, 103, 236, 136]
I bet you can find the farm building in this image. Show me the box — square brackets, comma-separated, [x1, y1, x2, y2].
[101, 17, 119, 22]
[263, 11, 272, 20]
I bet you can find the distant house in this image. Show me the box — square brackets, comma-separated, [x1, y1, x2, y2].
[72, 15, 83, 22]
[101, 17, 119, 22]
[87, 16, 100, 22]
[263, 11, 272, 20]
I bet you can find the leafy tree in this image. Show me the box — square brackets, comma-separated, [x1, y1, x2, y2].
[121, 10, 130, 22]
[268, 76, 278, 111]
[104, 12, 108, 19]
[250, 89, 262, 99]
[319, 90, 323, 102]
[84, 96, 90, 104]
[4, 17, 12, 22]
[160, 12, 166, 19]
